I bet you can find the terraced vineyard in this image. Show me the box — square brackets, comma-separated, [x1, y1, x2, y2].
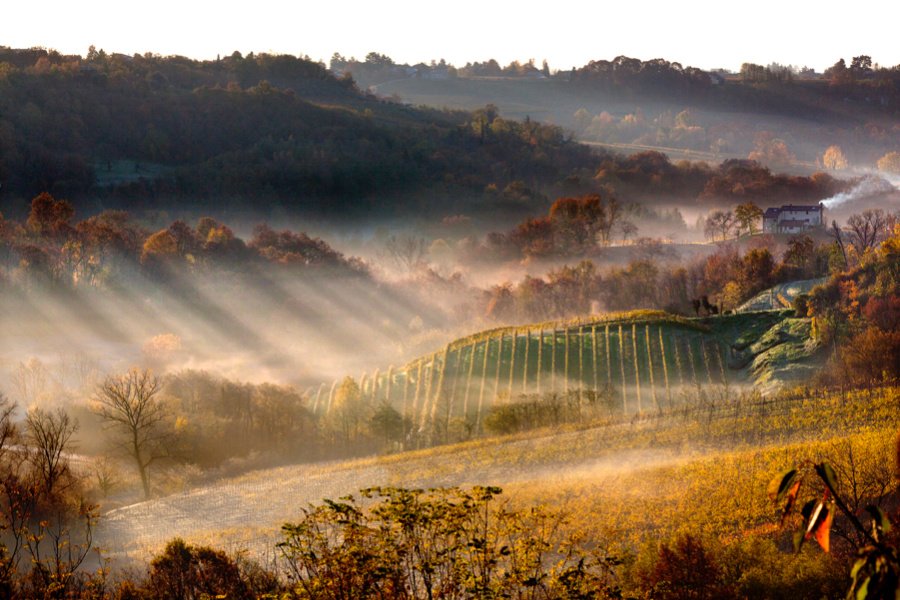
[309, 309, 823, 441]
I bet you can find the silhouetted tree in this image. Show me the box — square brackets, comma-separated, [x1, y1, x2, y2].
[94, 368, 167, 499]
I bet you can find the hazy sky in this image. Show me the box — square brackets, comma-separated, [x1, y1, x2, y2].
[5, 1, 898, 72]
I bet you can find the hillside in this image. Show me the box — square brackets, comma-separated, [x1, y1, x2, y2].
[97, 384, 899, 575]
[303, 308, 824, 451]
[737, 278, 827, 312]
[372, 68, 900, 170]
[0, 48, 594, 218]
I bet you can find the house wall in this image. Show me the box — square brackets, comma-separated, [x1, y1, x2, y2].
[779, 208, 822, 226]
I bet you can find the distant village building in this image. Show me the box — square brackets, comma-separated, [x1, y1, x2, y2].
[762, 203, 825, 234]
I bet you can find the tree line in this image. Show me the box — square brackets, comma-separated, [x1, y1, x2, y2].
[0, 192, 368, 290]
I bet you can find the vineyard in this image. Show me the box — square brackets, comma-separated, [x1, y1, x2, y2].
[308, 309, 821, 442]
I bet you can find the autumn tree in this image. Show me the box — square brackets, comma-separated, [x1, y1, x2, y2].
[26, 193, 74, 238]
[147, 538, 253, 600]
[734, 202, 763, 236]
[842, 327, 900, 385]
[94, 368, 167, 499]
[822, 145, 849, 170]
[369, 402, 405, 447]
[641, 535, 734, 599]
[141, 229, 179, 273]
[573, 108, 592, 131]
[825, 58, 851, 85]
[748, 132, 795, 170]
[850, 55, 873, 77]
[325, 377, 366, 444]
[548, 193, 620, 250]
[876, 151, 900, 174]
[74, 210, 144, 285]
[737, 248, 775, 298]
[0, 395, 98, 597]
[780, 235, 819, 279]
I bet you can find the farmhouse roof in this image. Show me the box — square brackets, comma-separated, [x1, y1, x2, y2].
[780, 204, 823, 211]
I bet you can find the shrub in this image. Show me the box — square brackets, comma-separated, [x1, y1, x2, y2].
[842, 327, 900, 385]
[147, 538, 252, 600]
[640, 535, 736, 600]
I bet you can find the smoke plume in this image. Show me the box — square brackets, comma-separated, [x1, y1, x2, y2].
[821, 175, 897, 209]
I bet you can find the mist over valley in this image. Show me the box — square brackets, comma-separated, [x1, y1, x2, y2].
[0, 35, 899, 599]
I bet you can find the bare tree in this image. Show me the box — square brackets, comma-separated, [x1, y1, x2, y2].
[22, 407, 95, 594]
[0, 395, 96, 593]
[704, 210, 736, 242]
[831, 220, 848, 267]
[846, 209, 888, 257]
[596, 196, 622, 245]
[25, 407, 77, 496]
[11, 358, 49, 406]
[0, 394, 18, 461]
[0, 393, 28, 583]
[382, 234, 428, 274]
[619, 220, 638, 242]
[94, 368, 166, 499]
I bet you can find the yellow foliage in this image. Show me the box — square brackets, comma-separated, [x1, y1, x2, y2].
[141, 229, 178, 264]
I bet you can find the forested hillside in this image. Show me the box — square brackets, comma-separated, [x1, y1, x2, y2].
[0, 47, 593, 216]
[373, 55, 900, 170]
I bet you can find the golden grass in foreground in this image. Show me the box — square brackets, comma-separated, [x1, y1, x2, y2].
[100, 386, 900, 567]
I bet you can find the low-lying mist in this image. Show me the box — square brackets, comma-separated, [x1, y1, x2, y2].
[0, 266, 477, 405]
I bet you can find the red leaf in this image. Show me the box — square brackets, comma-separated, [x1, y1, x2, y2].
[814, 507, 833, 553]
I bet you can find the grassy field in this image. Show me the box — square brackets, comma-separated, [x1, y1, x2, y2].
[98, 384, 899, 574]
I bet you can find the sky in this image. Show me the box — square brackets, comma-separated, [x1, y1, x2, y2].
[4, 1, 899, 72]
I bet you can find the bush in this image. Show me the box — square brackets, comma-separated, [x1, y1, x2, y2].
[146, 538, 252, 600]
[640, 535, 736, 600]
[842, 327, 900, 385]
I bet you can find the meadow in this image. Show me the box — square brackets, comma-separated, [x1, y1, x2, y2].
[98, 383, 899, 595]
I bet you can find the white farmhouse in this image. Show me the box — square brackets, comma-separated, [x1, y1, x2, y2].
[762, 203, 825, 234]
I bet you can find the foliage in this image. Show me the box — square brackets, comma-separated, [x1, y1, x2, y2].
[640, 534, 736, 599]
[146, 538, 253, 600]
[0, 394, 101, 598]
[734, 202, 763, 236]
[876, 151, 900, 174]
[841, 327, 900, 385]
[0, 194, 368, 290]
[823, 145, 849, 170]
[572, 56, 712, 97]
[770, 454, 899, 600]
[0, 50, 593, 212]
[278, 485, 622, 599]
